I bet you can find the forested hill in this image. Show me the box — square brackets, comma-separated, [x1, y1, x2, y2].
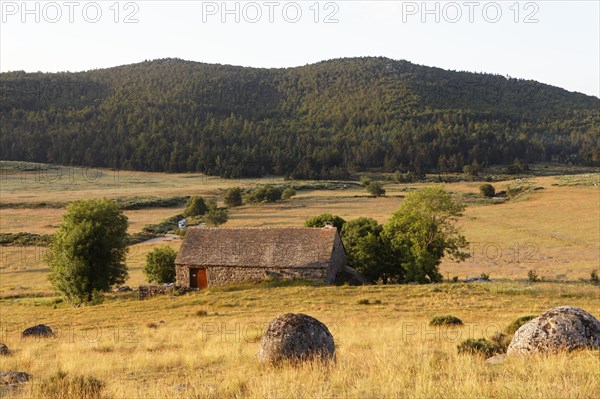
[1, 57, 598, 178]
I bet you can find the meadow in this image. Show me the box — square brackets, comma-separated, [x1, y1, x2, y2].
[1, 162, 598, 294]
[1, 282, 599, 398]
[1, 161, 599, 398]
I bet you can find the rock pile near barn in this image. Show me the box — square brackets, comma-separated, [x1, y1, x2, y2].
[258, 313, 335, 364]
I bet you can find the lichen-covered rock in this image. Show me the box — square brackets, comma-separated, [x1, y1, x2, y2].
[0, 343, 10, 355]
[258, 313, 335, 364]
[507, 306, 600, 355]
[0, 371, 31, 385]
[21, 324, 53, 338]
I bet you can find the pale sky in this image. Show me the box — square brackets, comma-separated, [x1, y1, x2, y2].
[1, 1, 598, 97]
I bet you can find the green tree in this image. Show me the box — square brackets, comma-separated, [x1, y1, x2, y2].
[244, 185, 282, 203]
[204, 208, 228, 226]
[184, 196, 208, 217]
[463, 165, 476, 179]
[479, 183, 496, 197]
[304, 213, 346, 231]
[340, 218, 398, 283]
[366, 181, 386, 197]
[144, 246, 177, 284]
[383, 187, 469, 283]
[46, 199, 129, 305]
[281, 187, 296, 200]
[224, 187, 243, 207]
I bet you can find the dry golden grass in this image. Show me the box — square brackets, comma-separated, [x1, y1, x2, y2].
[0, 164, 281, 204]
[440, 177, 600, 280]
[0, 207, 186, 235]
[0, 283, 599, 398]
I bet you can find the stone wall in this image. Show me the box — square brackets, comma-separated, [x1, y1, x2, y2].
[138, 285, 176, 300]
[207, 266, 328, 286]
[175, 264, 190, 287]
[175, 263, 331, 288]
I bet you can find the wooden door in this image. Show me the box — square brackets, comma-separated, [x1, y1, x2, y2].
[190, 268, 208, 289]
[197, 268, 208, 289]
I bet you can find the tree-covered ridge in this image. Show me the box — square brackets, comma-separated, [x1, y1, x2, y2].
[1, 57, 598, 178]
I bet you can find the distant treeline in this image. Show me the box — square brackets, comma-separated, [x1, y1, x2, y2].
[1, 57, 598, 178]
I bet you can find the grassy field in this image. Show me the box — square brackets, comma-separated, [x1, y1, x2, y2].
[1, 162, 599, 398]
[0, 282, 599, 398]
[1, 163, 598, 292]
[5, 167, 600, 289]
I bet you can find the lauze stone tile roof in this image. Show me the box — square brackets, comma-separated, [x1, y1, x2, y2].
[175, 227, 340, 269]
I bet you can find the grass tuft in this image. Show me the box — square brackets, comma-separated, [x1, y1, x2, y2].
[430, 315, 463, 326]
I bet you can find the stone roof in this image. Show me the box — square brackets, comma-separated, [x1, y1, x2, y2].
[175, 227, 340, 269]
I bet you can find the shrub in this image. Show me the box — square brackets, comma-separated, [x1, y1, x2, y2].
[117, 196, 187, 210]
[244, 185, 283, 203]
[527, 269, 540, 283]
[224, 187, 243, 207]
[366, 181, 386, 197]
[394, 171, 417, 183]
[506, 158, 529, 175]
[452, 276, 459, 282]
[479, 183, 495, 197]
[505, 315, 536, 334]
[196, 310, 208, 317]
[281, 187, 296, 200]
[204, 208, 228, 226]
[0, 232, 53, 246]
[489, 332, 512, 353]
[38, 371, 104, 399]
[304, 213, 346, 230]
[359, 176, 372, 187]
[480, 272, 490, 281]
[144, 245, 177, 284]
[206, 198, 218, 212]
[430, 315, 463, 326]
[184, 196, 208, 217]
[591, 269, 599, 285]
[357, 299, 370, 305]
[457, 338, 497, 357]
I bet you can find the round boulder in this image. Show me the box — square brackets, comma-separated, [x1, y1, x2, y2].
[21, 324, 54, 338]
[0, 343, 10, 356]
[258, 313, 335, 364]
[507, 306, 600, 355]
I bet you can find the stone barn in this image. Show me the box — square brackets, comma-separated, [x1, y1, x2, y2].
[175, 226, 347, 288]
